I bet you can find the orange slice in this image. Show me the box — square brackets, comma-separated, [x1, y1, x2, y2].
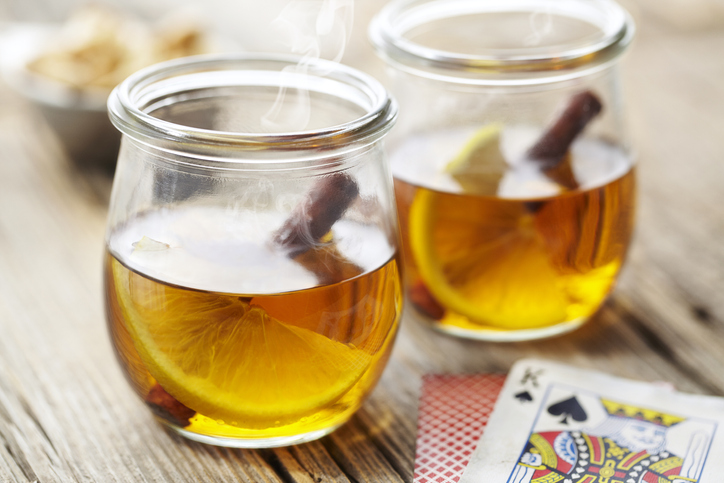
[111, 258, 371, 425]
[408, 123, 570, 329]
[409, 190, 568, 329]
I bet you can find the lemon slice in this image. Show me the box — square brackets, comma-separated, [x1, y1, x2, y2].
[444, 123, 507, 195]
[111, 258, 371, 425]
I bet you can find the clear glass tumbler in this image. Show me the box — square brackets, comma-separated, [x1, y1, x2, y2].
[104, 54, 401, 447]
[370, 0, 636, 341]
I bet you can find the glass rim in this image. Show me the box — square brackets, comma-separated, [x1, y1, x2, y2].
[107, 53, 398, 156]
[368, 0, 635, 85]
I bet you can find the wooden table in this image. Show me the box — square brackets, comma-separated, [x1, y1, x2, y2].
[2, 2, 724, 481]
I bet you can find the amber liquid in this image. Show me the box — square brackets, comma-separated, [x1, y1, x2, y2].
[104, 209, 401, 442]
[392, 128, 636, 338]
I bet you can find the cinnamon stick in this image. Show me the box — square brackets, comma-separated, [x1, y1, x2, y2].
[146, 383, 196, 427]
[293, 243, 366, 286]
[526, 90, 603, 189]
[273, 173, 360, 259]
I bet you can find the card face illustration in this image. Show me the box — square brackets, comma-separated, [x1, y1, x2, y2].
[460, 360, 724, 483]
[510, 385, 716, 483]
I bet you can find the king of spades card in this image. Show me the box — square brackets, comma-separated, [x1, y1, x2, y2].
[510, 397, 714, 483]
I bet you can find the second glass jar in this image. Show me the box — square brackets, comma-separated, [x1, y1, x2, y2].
[370, 0, 636, 341]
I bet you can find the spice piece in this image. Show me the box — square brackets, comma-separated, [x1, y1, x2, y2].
[146, 383, 196, 427]
[273, 173, 359, 258]
[410, 280, 446, 320]
[525, 90, 603, 190]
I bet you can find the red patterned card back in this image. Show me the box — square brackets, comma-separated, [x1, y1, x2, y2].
[414, 374, 506, 483]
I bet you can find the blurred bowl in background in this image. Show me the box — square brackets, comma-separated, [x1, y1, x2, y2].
[0, 8, 220, 171]
[0, 23, 120, 170]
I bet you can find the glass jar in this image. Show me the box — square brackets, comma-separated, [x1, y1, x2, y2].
[104, 54, 401, 447]
[370, 0, 636, 341]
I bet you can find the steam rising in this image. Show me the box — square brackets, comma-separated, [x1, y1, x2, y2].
[524, 8, 553, 47]
[262, 0, 354, 132]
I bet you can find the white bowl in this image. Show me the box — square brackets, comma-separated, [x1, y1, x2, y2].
[0, 23, 121, 170]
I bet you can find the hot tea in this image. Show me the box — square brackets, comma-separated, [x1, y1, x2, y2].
[392, 93, 635, 339]
[106, 204, 401, 442]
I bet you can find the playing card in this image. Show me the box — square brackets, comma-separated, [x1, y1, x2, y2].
[414, 374, 506, 483]
[460, 359, 724, 483]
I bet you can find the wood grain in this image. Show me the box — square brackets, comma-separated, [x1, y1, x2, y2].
[1, 2, 724, 481]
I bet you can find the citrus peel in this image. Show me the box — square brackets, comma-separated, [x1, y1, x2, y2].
[444, 123, 507, 196]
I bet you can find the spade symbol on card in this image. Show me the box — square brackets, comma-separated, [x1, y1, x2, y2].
[547, 397, 587, 425]
[515, 391, 533, 403]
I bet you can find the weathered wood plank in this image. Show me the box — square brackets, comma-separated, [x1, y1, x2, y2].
[266, 443, 351, 483]
[323, 417, 405, 483]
